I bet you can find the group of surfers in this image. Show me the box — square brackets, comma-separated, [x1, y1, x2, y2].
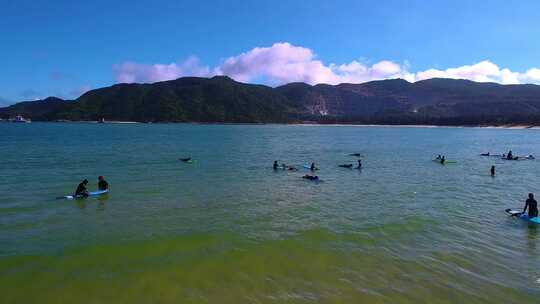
[273, 159, 363, 181]
[68, 158, 538, 220]
[435, 155, 447, 164]
[481, 150, 535, 160]
[75, 176, 109, 197]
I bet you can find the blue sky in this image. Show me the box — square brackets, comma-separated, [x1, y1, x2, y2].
[1, 0, 540, 105]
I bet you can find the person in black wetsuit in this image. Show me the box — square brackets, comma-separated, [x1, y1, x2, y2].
[440, 156, 446, 164]
[179, 157, 192, 162]
[507, 150, 513, 160]
[302, 175, 319, 180]
[310, 162, 316, 171]
[523, 193, 538, 218]
[75, 179, 89, 197]
[356, 159, 362, 169]
[98, 176, 109, 191]
[490, 166, 495, 176]
[273, 160, 278, 170]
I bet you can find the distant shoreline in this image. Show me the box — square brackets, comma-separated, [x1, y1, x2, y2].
[2, 120, 539, 129]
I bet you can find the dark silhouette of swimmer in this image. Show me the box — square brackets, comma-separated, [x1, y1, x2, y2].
[273, 160, 278, 170]
[98, 176, 109, 190]
[310, 162, 316, 171]
[507, 150, 513, 160]
[490, 166, 495, 176]
[302, 175, 319, 181]
[440, 156, 445, 164]
[356, 159, 362, 169]
[523, 193, 539, 218]
[339, 164, 353, 168]
[179, 157, 192, 162]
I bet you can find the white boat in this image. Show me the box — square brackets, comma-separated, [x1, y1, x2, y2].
[11, 115, 31, 123]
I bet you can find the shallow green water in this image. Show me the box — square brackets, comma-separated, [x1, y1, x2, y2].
[1, 123, 539, 303]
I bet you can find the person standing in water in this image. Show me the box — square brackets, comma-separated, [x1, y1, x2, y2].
[490, 166, 495, 176]
[523, 193, 539, 218]
[356, 159, 362, 169]
[440, 156, 446, 164]
[273, 160, 278, 170]
[98, 176, 109, 191]
[75, 179, 89, 197]
[310, 162, 316, 171]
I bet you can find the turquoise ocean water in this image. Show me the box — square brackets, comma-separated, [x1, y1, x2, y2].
[1, 123, 539, 303]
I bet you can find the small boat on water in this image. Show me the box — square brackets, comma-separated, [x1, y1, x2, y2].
[10, 115, 31, 123]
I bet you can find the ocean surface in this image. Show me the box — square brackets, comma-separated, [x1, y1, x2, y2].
[1, 123, 539, 303]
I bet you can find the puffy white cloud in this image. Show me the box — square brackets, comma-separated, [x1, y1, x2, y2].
[413, 60, 533, 84]
[215, 43, 412, 85]
[523, 68, 540, 81]
[113, 43, 540, 86]
[113, 56, 211, 83]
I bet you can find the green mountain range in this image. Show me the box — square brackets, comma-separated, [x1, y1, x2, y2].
[2, 76, 540, 125]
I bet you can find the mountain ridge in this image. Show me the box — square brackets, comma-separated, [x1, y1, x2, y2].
[2, 76, 540, 125]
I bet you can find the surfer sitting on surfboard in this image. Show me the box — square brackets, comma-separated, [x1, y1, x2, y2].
[523, 193, 538, 218]
[75, 179, 89, 197]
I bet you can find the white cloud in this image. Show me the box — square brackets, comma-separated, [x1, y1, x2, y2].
[113, 56, 211, 83]
[113, 42, 540, 86]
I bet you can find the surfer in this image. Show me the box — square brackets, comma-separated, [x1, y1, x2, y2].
[440, 156, 445, 164]
[310, 162, 316, 171]
[339, 164, 353, 168]
[75, 179, 89, 197]
[436, 155, 442, 160]
[302, 175, 319, 181]
[179, 157, 192, 162]
[523, 193, 539, 218]
[481, 152, 490, 156]
[273, 160, 278, 170]
[506, 150, 513, 160]
[98, 176, 109, 190]
[356, 159, 362, 169]
[490, 166, 495, 176]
